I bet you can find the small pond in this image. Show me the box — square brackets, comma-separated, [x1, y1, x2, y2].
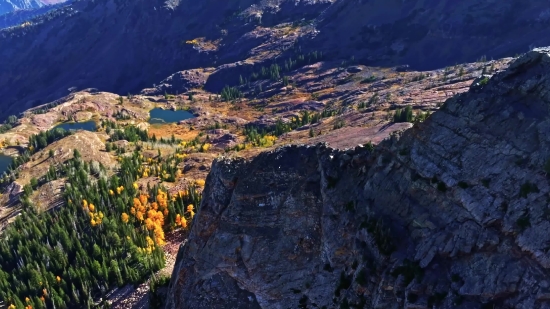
[53, 121, 97, 132]
[148, 108, 195, 124]
[0, 154, 12, 175]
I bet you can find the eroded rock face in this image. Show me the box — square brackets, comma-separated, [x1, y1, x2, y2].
[141, 69, 209, 95]
[167, 48, 550, 309]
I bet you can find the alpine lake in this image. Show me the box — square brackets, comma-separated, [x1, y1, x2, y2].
[148, 108, 195, 124]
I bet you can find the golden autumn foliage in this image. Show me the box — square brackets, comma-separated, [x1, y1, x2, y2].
[262, 135, 277, 146]
[175, 214, 187, 229]
[139, 194, 148, 205]
[153, 225, 165, 246]
[116, 186, 124, 195]
[187, 204, 195, 218]
[201, 143, 212, 152]
[89, 211, 103, 227]
[138, 236, 157, 254]
[126, 191, 171, 246]
[132, 196, 147, 221]
[157, 189, 168, 208]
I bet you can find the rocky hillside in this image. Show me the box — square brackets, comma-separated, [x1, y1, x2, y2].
[166, 48, 550, 309]
[2, 0, 550, 119]
[0, 0, 63, 15]
[0, 0, 69, 28]
[0, 0, 42, 15]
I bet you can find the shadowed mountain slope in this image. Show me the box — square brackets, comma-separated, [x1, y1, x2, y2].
[2, 0, 550, 120]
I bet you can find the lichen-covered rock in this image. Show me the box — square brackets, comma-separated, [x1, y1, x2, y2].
[167, 48, 550, 309]
[6, 181, 23, 201]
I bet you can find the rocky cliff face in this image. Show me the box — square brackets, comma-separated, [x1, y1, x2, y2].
[166, 48, 550, 309]
[2, 0, 550, 120]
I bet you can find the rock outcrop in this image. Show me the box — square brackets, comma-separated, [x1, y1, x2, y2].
[140, 69, 210, 95]
[167, 48, 550, 309]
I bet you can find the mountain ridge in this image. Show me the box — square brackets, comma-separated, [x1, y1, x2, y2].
[0, 0, 65, 16]
[0, 0, 70, 29]
[2, 0, 550, 120]
[0, 0, 43, 16]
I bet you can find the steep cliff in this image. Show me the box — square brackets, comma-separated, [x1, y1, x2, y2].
[166, 48, 550, 309]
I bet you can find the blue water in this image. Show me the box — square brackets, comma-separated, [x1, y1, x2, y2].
[149, 108, 195, 124]
[53, 121, 97, 132]
[0, 154, 12, 175]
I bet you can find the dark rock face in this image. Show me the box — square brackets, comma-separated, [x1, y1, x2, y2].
[167, 49, 550, 308]
[2, 0, 550, 120]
